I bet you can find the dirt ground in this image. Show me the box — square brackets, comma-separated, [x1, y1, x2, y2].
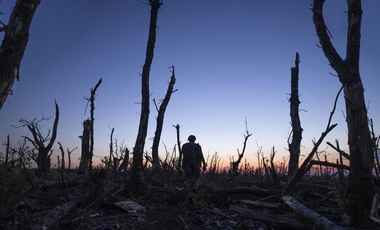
[1, 170, 357, 230]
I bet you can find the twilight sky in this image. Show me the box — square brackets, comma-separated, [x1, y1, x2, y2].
[0, 0, 379, 168]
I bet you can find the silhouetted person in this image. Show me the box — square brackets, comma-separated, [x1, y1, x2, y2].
[182, 135, 207, 193]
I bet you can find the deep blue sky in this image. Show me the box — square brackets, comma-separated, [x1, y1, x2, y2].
[1, 1, 379, 168]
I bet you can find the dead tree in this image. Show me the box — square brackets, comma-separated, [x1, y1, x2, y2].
[231, 118, 252, 176]
[282, 87, 341, 196]
[20, 101, 59, 177]
[151, 66, 177, 171]
[313, 0, 374, 226]
[117, 147, 130, 174]
[326, 140, 351, 160]
[66, 144, 77, 172]
[369, 119, 380, 179]
[86, 78, 102, 173]
[173, 124, 182, 172]
[0, 0, 41, 111]
[108, 127, 114, 172]
[130, 0, 162, 193]
[57, 142, 67, 195]
[269, 147, 282, 190]
[287, 52, 303, 181]
[78, 119, 91, 174]
[0, 135, 10, 210]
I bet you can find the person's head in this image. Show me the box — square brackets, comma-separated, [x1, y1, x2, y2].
[188, 135, 196, 143]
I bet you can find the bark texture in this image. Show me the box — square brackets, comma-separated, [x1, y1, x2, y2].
[0, 0, 41, 111]
[313, 0, 373, 226]
[32, 198, 79, 230]
[130, 0, 162, 193]
[287, 52, 303, 181]
[283, 195, 348, 230]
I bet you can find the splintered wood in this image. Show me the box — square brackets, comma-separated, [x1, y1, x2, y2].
[114, 200, 145, 212]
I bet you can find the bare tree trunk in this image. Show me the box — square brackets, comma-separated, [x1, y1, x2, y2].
[130, 0, 162, 193]
[287, 52, 303, 181]
[57, 142, 67, 195]
[109, 127, 114, 172]
[25, 101, 59, 177]
[151, 66, 176, 171]
[0, 135, 10, 212]
[79, 119, 91, 174]
[370, 119, 380, 179]
[66, 145, 77, 173]
[0, 0, 41, 111]
[282, 87, 340, 196]
[313, 0, 373, 226]
[269, 147, 282, 190]
[88, 78, 102, 173]
[173, 124, 182, 172]
[231, 118, 252, 176]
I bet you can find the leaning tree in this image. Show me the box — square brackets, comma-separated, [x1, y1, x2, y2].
[151, 66, 177, 172]
[130, 0, 163, 193]
[313, 0, 373, 226]
[0, 0, 41, 111]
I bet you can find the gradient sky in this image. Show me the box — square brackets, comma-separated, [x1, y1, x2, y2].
[0, 0, 379, 168]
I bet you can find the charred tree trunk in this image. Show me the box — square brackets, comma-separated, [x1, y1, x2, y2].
[0, 135, 10, 211]
[88, 78, 102, 173]
[313, 0, 373, 226]
[117, 147, 130, 174]
[78, 119, 91, 175]
[130, 0, 162, 193]
[174, 124, 182, 172]
[151, 66, 176, 171]
[0, 0, 41, 111]
[109, 127, 114, 172]
[282, 87, 341, 196]
[66, 145, 77, 173]
[269, 147, 282, 190]
[25, 101, 59, 177]
[287, 52, 303, 181]
[57, 142, 67, 195]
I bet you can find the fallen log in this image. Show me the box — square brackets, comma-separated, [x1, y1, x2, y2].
[237, 181, 272, 185]
[241, 199, 286, 209]
[309, 160, 350, 170]
[282, 125, 337, 197]
[282, 88, 341, 197]
[39, 175, 88, 191]
[283, 195, 350, 230]
[218, 186, 280, 196]
[297, 182, 336, 190]
[230, 204, 311, 229]
[32, 198, 79, 230]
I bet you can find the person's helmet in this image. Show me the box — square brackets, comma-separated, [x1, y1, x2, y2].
[188, 135, 196, 142]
